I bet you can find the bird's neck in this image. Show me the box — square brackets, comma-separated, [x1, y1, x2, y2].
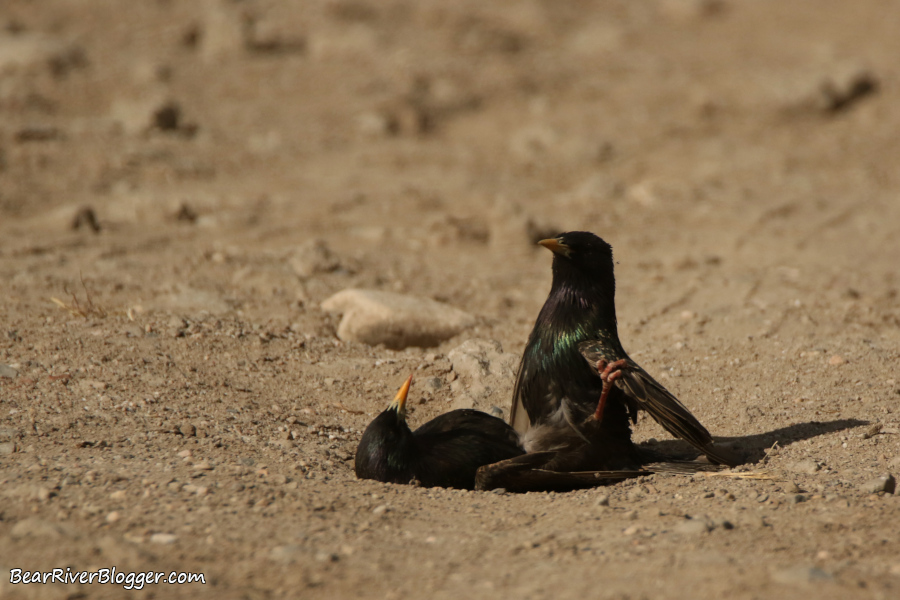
[546, 277, 620, 341]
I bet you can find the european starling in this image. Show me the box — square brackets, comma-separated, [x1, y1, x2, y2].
[355, 375, 525, 490]
[507, 231, 740, 470]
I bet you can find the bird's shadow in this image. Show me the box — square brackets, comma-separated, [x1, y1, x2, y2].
[642, 418, 868, 464]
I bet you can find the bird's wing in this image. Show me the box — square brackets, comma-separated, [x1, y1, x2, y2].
[579, 341, 740, 467]
[413, 409, 522, 450]
[508, 368, 532, 434]
[509, 354, 540, 434]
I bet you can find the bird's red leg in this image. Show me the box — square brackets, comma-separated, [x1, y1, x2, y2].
[592, 359, 627, 422]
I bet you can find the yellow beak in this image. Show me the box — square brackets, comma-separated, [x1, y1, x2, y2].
[538, 238, 570, 257]
[389, 375, 413, 418]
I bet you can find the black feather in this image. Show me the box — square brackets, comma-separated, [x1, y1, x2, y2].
[355, 381, 524, 490]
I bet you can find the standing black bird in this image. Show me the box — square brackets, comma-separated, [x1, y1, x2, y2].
[506, 231, 739, 472]
[355, 375, 525, 490]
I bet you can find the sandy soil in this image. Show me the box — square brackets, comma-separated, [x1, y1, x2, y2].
[2, 1, 900, 598]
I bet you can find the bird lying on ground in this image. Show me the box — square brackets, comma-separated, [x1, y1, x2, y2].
[354, 375, 525, 490]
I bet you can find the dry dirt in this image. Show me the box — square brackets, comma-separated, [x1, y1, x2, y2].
[2, 1, 900, 599]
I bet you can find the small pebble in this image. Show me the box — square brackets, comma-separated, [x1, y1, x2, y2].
[596, 495, 610, 507]
[106, 511, 120, 523]
[790, 459, 821, 474]
[828, 355, 845, 366]
[771, 565, 832, 585]
[674, 519, 711, 535]
[193, 460, 213, 471]
[859, 474, 896, 494]
[150, 533, 177, 545]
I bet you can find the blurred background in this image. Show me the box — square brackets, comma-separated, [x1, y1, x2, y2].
[3, 2, 900, 598]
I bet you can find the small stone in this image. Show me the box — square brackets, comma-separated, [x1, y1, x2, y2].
[596, 495, 610, 507]
[788, 494, 807, 505]
[321, 289, 476, 349]
[269, 544, 305, 564]
[862, 423, 883, 439]
[110, 490, 127, 501]
[673, 518, 712, 535]
[372, 504, 389, 515]
[0, 34, 84, 75]
[35, 487, 52, 502]
[111, 94, 187, 135]
[179, 423, 197, 437]
[860, 474, 896, 494]
[78, 379, 108, 392]
[194, 486, 209, 497]
[790, 459, 821, 474]
[177, 449, 193, 459]
[106, 511, 121, 523]
[627, 488, 645, 502]
[623, 525, 639, 536]
[150, 533, 177, 545]
[786, 482, 802, 494]
[290, 239, 341, 278]
[828, 355, 845, 366]
[771, 565, 833, 585]
[0, 441, 16, 455]
[10, 518, 75, 540]
[756, 493, 769, 503]
[0, 364, 18, 378]
[193, 460, 213, 471]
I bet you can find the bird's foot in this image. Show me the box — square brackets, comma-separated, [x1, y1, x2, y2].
[596, 359, 627, 384]
[592, 359, 627, 422]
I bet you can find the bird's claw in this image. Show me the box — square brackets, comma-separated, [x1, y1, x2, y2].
[591, 359, 627, 423]
[595, 358, 627, 383]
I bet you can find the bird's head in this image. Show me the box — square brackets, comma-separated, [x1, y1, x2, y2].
[539, 231, 614, 277]
[387, 374, 413, 422]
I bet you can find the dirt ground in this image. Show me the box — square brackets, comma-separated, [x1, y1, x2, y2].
[2, 1, 900, 598]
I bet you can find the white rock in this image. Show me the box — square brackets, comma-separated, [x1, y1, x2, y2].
[150, 533, 177, 545]
[321, 289, 475, 349]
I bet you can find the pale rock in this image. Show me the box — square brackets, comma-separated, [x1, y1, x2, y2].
[789, 459, 821, 474]
[771, 565, 833, 585]
[10, 518, 78, 540]
[0, 33, 83, 74]
[321, 289, 475, 349]
[860, 474, 896, 494]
